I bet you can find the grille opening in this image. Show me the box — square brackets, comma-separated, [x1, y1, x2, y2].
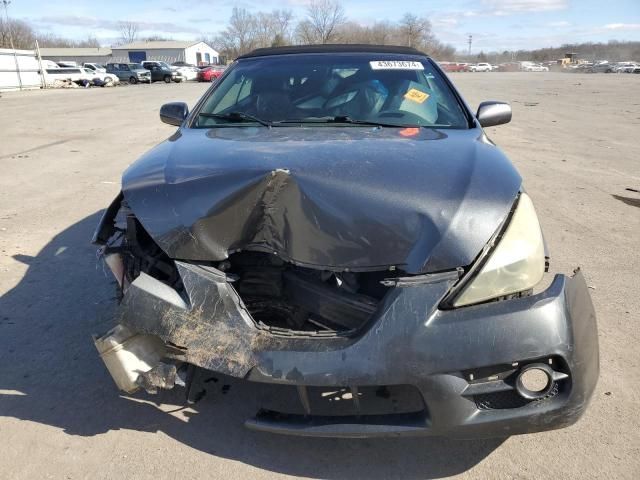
[221, 251, 394, 334]
[256, 384, 426, 417]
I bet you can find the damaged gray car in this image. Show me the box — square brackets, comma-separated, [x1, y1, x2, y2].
[93, 45, 599, 438]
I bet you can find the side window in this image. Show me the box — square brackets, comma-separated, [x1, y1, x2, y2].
[122, 65, 130, 71]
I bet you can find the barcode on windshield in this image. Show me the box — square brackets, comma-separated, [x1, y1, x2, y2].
[370, 61, 424, 70]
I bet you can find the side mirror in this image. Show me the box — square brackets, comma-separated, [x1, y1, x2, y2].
[160, 102, 189, 126]
[476, 101, 512, 128]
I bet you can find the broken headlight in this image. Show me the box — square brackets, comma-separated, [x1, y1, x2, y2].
[452, 192, 545, 307]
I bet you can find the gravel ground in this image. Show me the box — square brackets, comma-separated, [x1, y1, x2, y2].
[0, 73, 639, 479]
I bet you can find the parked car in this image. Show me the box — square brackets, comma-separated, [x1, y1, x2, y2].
[498, 62, 520, 72]
[42, 65, 86, 85]
[439, 62, 467, 73]
[468, 62, 492, 72]
[588, 62, 614, 73]
[106, 63, 151, 84]
[83, 62, 107, 73]
[196, 65, 225, 82]
[171, 64, 199, 81]
[93, 44, 598, 439]
[614, 62, 640, 73]
[140, 61, 181, 83]
[81, 68, 119, 86]
[522, 63, 549, 72]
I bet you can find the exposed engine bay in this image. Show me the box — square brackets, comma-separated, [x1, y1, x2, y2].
[101, 201, 393, 336]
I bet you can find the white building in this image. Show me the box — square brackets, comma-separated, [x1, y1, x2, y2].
[111, 41, 219, 66]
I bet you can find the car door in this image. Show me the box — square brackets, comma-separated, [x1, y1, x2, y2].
[120, 64, 132, 80]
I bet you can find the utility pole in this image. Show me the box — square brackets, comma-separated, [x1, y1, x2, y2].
[2, 0, 22, 90]
[467, 35, 472, 57]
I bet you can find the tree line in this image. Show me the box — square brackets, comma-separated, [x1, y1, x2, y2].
[202, 1, 456, 60]
[460, 40, 640, 64]
[2, 0, 639, 64]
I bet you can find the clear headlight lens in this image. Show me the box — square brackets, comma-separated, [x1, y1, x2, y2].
[453, 192, 545, 307]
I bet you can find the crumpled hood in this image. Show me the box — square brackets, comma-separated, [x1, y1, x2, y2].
[122, 126, 521, 273]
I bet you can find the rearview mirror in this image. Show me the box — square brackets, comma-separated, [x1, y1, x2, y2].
[476, 101, 512, 128]
[160, 102, 189, 126]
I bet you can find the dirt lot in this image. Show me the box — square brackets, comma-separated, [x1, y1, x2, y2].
[1, 73, 639, 479]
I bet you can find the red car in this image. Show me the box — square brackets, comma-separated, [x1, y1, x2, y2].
[197, 66, 225, 82]
[439, 62, 468, 73]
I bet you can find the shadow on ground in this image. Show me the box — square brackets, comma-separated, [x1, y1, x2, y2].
[0, 212, 504, 479]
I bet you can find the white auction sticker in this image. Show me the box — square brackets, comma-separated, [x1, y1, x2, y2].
[370, 60, 424, 70]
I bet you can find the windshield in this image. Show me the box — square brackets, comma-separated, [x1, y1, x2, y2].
[194, 53, 468, 129]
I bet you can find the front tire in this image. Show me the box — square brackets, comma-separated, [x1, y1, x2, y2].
[164, 75, 172, 83]
[129, 77, 137, 84]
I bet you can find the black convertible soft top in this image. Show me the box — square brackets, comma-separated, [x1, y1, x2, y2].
[237, 44, 427, 59]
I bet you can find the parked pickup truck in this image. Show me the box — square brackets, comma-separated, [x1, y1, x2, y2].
[140, 61, 181, 83]
[83, 62, 107, 73]
[106, 63, 151, 84]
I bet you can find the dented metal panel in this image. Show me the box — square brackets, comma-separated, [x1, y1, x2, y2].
[121, 127, 521, 273]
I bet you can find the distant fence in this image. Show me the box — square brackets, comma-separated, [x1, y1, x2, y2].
[0, 48, 43, 91]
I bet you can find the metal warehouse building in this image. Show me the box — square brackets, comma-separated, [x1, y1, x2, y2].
[110, 41, 219, 65]
[39, 47, 113, 65]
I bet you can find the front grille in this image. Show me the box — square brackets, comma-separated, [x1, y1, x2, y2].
[475, 381, 560, 410]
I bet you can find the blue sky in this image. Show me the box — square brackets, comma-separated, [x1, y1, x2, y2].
[7, 0, 640, 51]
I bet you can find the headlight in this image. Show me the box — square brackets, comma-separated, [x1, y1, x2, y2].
[452, 192, 545, 307]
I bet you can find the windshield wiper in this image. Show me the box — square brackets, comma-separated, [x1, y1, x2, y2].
[198, 111, 272, 127]
[277, 116, 417, 128]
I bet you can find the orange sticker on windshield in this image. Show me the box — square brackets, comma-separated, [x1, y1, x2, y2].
[404, 89, 429, 104]
[399, 128, 420, 137]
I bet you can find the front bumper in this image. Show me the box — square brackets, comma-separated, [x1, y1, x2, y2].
[107, 263, 598, 438]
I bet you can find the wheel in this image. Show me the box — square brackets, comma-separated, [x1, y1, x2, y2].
[164, 75, 171, 83]
[129, 77, 137, 84]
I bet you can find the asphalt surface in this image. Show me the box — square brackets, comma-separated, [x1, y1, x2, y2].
[1, 73, 639, 479]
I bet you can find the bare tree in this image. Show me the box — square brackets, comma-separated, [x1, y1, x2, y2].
[254, 11, 276, 48]
[0, 17, 35, 49]
[398, 14, 432, 48]
[118, 21, 139, 45]
[370, 21, 394, 45]
[303, 0, 346, 44]
[38, 32, 100, 48]
[271, 9, 293, 43]
[295, 20, 316, 45]
[142, 34, 174, 42]
[227, 7, 257, 55]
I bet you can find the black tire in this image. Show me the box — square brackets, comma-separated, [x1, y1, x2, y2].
[164, 75, 171, 83]
[129, 76, 137, 85]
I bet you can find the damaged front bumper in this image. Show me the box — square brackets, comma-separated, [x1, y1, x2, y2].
[96, 261, 598, 438]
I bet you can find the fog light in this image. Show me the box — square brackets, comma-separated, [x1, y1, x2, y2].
[516, 364, 554, 400]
